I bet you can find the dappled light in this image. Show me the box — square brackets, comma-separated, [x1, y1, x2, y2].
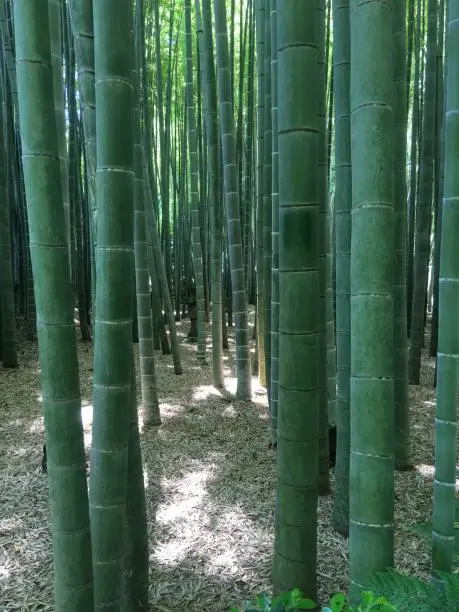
[0, 564, 10, 581]
[192, 384, 225, 401]
[157, 401, 187, 419]
[221, 403, 238, 418]
[0, 0, 456, 608]
[29, 417, 44, 434]
[415, 462, 459, 491]
[223, 375, 268, 408]
[0, 515, 23, 535]
[0, 319, 278, 609]
[143, 466, 149, 490]
[154, 467, 215, 564]
[0, 313, 450, 609]
[416, 463, 435, 478]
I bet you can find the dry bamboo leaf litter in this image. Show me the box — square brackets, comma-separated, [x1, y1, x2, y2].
[0, 316, 442, 610]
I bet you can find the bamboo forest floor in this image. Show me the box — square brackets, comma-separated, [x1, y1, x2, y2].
[0, 312, 437, 611]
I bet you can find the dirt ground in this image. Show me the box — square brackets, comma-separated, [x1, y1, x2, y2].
[0, 315, 437, 610]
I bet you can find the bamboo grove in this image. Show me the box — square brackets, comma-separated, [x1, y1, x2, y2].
[0, 0, 458, 609]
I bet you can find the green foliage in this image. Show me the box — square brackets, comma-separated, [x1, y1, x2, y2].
[231, 588, 396, 612]
[232, 569, 459, 611]
[230, 588, 316, 611]
[324, 591, 396, 611]
[369, 568, 459, 611]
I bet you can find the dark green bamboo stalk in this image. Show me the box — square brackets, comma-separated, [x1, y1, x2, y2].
[255, 0, 265, 386]
[198, 0, 225, 387]
[213, 0, 252, 400]
[270, 0, 279, 445]
[49, 0, 70, 270]
[68, 0, 97, 309]
[14, 2, 93, 608]
[349, 0, 395, 597]
[133, 0, 161, 427]
[406, 0, 422, 329]
[0, 60, 18, 368]
[317, 0, 331, 496]
[185, 0, 207, 363]
[429, 0, 446, 361]
[273, 2, 320, 599]
[90, 1, 135, 606]
[408, 0, 438, 383]
[263, 0, 272, 404]
[431, 0, 458, 575]
[393, 0, 410, 469]
[332, 0, 351, 536]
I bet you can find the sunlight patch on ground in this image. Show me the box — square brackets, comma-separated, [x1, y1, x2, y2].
[0, 516, 23, 532]
[151, 460, 271, 580]
[159, 467, 214, 501]
[416, 463, 435, 479]
[0, 516, 24, 580]
[159, 402, 186, 419]
[81, 403, 92, 429]
[192, 384, 225, 402]
[154, 467, 215, 565]
[417, 462, 459, 491]
[5, 418, 23, 429]
[205, 508, 267, 575]
[222, 403, 238, 417]
[29, 416, 43, 433]
[158, 496, 204, 525]
[154, 537, 194, 565]
[76, 403, 92, 447]
[0, 565, 10, 580]
[224, 375, 268, 408]
[208, 548, 239, 573]
[84, 431, 92, 447]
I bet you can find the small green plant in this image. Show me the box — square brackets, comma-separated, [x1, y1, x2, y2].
[369, 568, 459, 611]
[231, 588, 397, 612]
[324, 591, 397, 611]
[230, 588, 316, 611]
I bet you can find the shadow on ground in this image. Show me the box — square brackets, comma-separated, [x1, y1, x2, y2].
[0, 317, 441, 610]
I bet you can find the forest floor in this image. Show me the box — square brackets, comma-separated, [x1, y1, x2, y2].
[0, 312, 437, 611]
